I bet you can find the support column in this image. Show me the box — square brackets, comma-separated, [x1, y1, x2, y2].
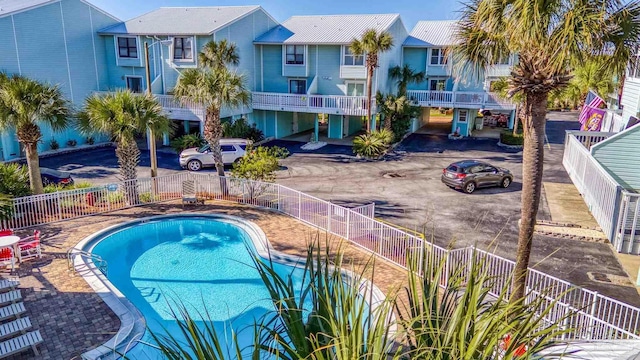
[199, 121, 204, 136]
[509, 109, 516, 130]
[163, 133, 170, 146]
[314, 114, 319, 142]
[183, 120, 190, 134]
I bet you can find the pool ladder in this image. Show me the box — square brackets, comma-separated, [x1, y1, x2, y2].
[67, 248, 108, 276]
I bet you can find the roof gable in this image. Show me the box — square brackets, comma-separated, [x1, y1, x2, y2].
[255, 13, 400, 45]
[98, 5, 262, 35]
[0, 0, 58, 17]
[405, 20, 459, 47]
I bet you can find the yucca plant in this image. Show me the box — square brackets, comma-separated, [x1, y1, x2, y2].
[400, 246, 575, 359]
[252, 236, 399, 360]
[353, 133, 388, 159]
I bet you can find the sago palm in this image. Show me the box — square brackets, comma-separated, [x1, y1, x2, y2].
[0, 75, 71, 194]
[77, 90, 170, 182]
[350, 29, 394, 132]
[454, 0, 640, 303]
[389, 64, 425, 96]
[173, 68, 250, 178]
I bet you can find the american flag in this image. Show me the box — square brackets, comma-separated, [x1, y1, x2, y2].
[579, 91, 605, 127]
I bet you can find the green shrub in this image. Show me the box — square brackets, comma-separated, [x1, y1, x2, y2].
[139, 192, 160, 203]
[67, 139, 77, 147]
[170, 133, 205, 153]
[231, 146, 288, 182]
[374, 128, 394, 145]
[44, 181, 94, 193]
[0, 194, 13, 222]
[49, 139, 60, 150]
[0, 163, 30, 197]
[86, 136, 95, 145]
[106, 191, 124, 203]
[500, 131, 524, 146]
[353, 133, 388, 159]
[223, 118, 265, 142]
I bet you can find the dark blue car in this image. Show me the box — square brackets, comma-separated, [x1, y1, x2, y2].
[40, 168, 74, 187]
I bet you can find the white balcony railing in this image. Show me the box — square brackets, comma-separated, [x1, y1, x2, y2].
[252, 92, 373, 116]
[407, 90, 515, 109]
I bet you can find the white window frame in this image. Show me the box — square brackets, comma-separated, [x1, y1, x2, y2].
[284, 45, 305, 66]
[429, 78, 447, 91]
[342, 46, 365, 66]
[430, 48, 446, 65]
[345, 81, 366, 96]
[172, 36, 195, 62]
[289, 79, 307, 94]
[116, 36, 139, 59]
[125, 75, 144, 93]
[458, 110, 468, 123]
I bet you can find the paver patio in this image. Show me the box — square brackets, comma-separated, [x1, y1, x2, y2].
[3, 200, 407, 359]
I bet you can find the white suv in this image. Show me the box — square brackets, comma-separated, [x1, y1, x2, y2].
[179, 138, 250, 171]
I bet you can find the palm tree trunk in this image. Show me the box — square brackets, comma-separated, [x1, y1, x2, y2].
[115, 138, 140, 204]
[510, 92, 548, 304]
[23, 142, 44, 195]
[203, 107, 228, 195]
[366, 67, 374, 133]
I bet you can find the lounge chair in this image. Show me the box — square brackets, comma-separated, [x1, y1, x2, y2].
[0, 317, 32, 340]
[0, 291, 20, 307]
[0, 280, 18, 294]
[0, 250, 14, 272]
[17, 230, 41, 262]
[0, 330, 42, 358]
[182, 180, 204, 205]
[0, 303, 25, 322]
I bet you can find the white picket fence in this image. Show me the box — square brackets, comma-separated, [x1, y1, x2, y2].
[2, 173, 640, 341]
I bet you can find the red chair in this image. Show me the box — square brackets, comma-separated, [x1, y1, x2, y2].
[0, 248, 15, 271]
[0, 229, 13, 237]
[18, 230, 41, 262]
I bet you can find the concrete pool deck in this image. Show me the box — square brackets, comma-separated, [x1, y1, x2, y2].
[2, 200, 408, 359]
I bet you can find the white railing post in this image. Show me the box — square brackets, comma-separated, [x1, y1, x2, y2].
[242, 179, 246, 204]
[56, 192, 63, 221]
[298, 192, 302, 219]
[346, 210, 350, 240]
[277, 185, 281, 211]
[445, 250, 451, 286]
[588, 291, 598, 340]
[327, 204, 332, 234]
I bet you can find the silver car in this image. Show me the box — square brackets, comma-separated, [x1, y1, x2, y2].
[179, 139, 250, 171]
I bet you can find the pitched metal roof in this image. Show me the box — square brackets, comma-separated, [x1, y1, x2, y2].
[255, 13, 400, 45]
[98, 5, 262, 35]
[0, 0, 57, 17]
[404, 20, 459, 47]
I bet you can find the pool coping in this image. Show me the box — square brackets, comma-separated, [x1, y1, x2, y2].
[72, 213, 390, 359]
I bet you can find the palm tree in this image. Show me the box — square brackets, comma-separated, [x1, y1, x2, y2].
[77, 90, 170, 182]
[454, 0, 640, 304]
[199, 39, 240, 70]
[350, 29, 394, 133]
[555, 58, 618, 109]
[0, 75, 71, 194]
[389, 64, 425, 96]
[174, 41, 250, 178]
[376, 92, 407, 131]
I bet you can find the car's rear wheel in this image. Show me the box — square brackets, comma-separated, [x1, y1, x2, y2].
[41, 177, 51, 186]
[187, 159, 202, 171]
[501, 177, 511, 188]
[463, 182, 476, 194]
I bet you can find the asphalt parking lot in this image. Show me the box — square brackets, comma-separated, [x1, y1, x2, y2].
[37, 112, 640, 305]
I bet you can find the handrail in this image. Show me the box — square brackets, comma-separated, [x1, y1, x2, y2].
[67, 248, 108, 276]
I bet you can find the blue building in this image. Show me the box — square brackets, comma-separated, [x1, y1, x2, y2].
[97, 5, 279, 136]
[402, 20, 516, 137]
[0, 0, 120, 160]
[252, 14, 408, 140]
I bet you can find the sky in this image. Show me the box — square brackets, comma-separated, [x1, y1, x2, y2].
[88, 0, 462, 30]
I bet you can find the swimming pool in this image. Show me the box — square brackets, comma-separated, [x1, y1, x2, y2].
[83, 215, 309, 359]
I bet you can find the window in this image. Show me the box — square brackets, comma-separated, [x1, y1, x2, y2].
[117, 37, 138, 58]
[458, 110, 468, 123]
[346, 82, 365, 96]
[429, 79, 446, 91]
[285, 45, 304, 65]
[173, 37, 193, 60]
[343, 47, 364, 66]
[126, 76, 143, 93]
[221, 145, 236, 152]
[430, 48, 446, 65]
[289, 79, 306, 94]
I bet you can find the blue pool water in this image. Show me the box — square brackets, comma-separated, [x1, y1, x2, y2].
[90, 216, 306, 359]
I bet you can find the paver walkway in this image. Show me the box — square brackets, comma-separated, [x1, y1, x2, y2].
[3, 201, 407, 359]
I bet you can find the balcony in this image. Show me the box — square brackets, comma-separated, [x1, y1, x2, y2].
[252, 92, 373, 116]
[406, 90, 515, 110]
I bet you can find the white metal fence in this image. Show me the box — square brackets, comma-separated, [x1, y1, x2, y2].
[2, 173, 640, 340]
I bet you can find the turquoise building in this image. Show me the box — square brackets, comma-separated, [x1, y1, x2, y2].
[252, 14, 408, 140]
[0, 0, 120, 160]
[402, 21, 516, 136]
